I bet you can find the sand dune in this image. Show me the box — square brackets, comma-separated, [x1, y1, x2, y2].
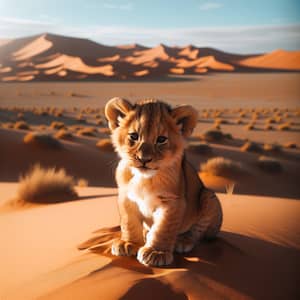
[239, 49, 300, 70]
[0, 33, 299, 81]
[0, 184, 299, 300]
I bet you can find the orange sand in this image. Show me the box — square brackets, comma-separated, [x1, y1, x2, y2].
[0, 185, 299, 300]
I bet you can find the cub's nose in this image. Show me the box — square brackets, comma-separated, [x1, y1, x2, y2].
[136, 156, 152, 165]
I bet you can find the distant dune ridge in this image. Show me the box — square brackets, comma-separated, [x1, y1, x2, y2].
[0, 33, 299, 81]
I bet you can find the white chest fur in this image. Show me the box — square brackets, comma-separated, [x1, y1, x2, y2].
[127, 168, 160, 218]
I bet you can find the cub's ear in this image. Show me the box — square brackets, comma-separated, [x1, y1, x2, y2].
[171, 105, 198, 137]
[105, 97, 133, 130]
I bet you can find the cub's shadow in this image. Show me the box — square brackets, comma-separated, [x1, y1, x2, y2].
[78, 227, 300, 300]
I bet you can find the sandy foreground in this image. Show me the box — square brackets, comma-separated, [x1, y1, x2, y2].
[0, 184, 300, 300]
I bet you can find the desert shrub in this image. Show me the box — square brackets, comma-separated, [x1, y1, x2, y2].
[2, 122, 14, 129]
[24, 132, 62, 149]
[244, 123, 255, 130]
[69, 125, 83, 132]
[14, 121, 30, 130]
[17, 112, 24, 120]
[94, 114, 102, 119]
[277, 123, 291, 131]
[214, 118, 228, 125]
[201, 112, 210, 119]
[224, 133, 233, 140]
[35, 109, 49, 116]
[240, 141, 263, 153]
[201, 157, 247, 179]
[16, 164, 78, 203]
[99, 127, 111, 134]
[96, 119, 105, 126]
[96, 138, 114, 152]
[50, 121, 65, 130]
[188, 142, 212, 155]
[54, 129, 73, 140]
[38, 125, 47, 131]
[77, 127, 97, 136]
[264, 124, 273, 130]
[283, 142, 297, 149]
[53, 111, 63, 117]
[201, 129, 224, 142]
[213, 124, 221, 130]
[263, 143, 282, 153]
[77, 178, 89, 187]
[76, 114, 86, 123]
[235, 118, 243, 125]
[257, 156, 283, 173]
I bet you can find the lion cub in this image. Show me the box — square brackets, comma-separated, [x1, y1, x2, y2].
[105, 97, 222, 266]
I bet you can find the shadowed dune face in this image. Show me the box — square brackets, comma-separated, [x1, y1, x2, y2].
[0, 33, 299, 82]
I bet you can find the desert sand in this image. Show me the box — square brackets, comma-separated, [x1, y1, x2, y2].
[0, 33, 300, 82]
[0, 185, 299, 300]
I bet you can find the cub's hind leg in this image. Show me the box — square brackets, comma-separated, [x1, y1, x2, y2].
[175, 189, 223, 254]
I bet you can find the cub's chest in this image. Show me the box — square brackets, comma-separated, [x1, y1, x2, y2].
[126, 174, 161, 218]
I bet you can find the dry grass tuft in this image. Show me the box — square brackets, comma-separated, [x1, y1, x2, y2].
[2, 122, 14, 129]
[214, 118, 228, 126]
[201, 157, 247, 179]
[263, 143, 282, 153]
[77, 127, 97, 137]
[264, 124, 273, 130]
[188, 142, 212, 155]
[76, 114, 86, 123]
[244, 123, 255, 130]
[24, 132, 62, 149]
[17, 112, 24, 120]
[277, 123, 291, 131]
[16, 164, 78, 204]
[77, 178, 89, 187]
[14, 121, 30, 130]
[50, 121, 65, 130]
[257, 156, 283, 173]
[54, 129, 73, 140]
[99, 127, 111, 134]
[225, 182, 236, 195]
[283, 142, 297, 149]
[35, 108, 49, 116]
[240, 141, 263, 153]
[201, 129, 225, 142]
[96, 138, 114, 152]
[96, 119, 105, 126]
[38, 125, 47, 131]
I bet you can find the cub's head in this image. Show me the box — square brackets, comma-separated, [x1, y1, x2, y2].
[105, 97, 198, 176]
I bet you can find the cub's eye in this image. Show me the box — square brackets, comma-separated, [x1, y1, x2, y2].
[129, 132, 139, 141]
[156, 136, 168, 144]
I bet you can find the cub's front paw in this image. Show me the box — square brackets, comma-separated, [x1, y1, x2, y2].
[111, 239, 138, 256]
[137, 246, 173, 266]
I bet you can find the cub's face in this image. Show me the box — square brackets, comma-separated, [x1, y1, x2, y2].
[105, 98, 198, 175]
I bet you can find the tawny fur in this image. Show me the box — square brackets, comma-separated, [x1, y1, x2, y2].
[105, 97, 223, 266]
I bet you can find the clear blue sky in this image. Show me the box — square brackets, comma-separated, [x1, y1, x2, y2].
[0, 0, 299, 53]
